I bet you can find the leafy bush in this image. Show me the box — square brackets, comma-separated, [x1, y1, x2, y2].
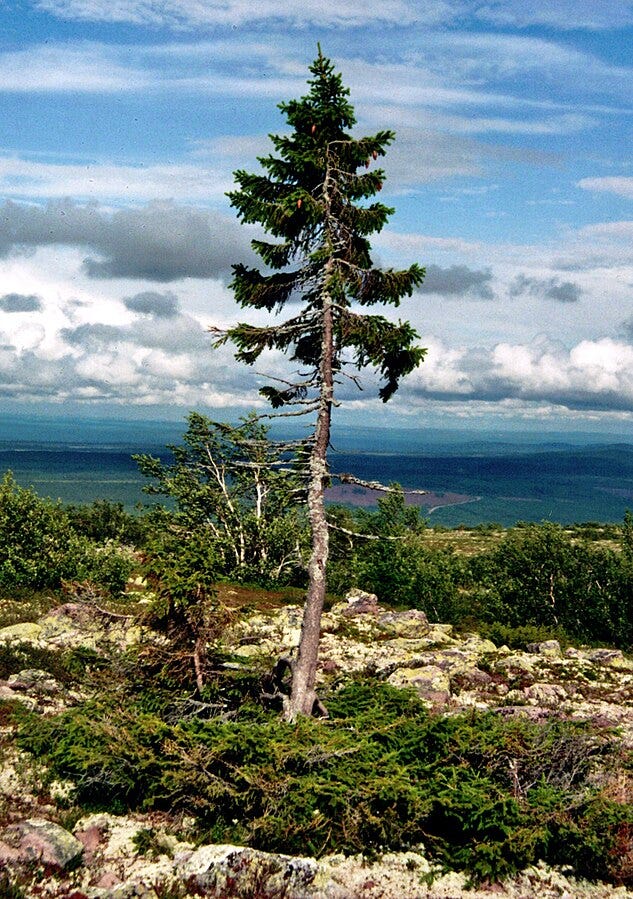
[18, 680, 632, 884]
[0, 473, 86, 590]
[469, 523, 632, 648]
[66, 499, 147, 545]
[476, 622, 570, 651]
[358, 540, 467, 621]
[0, 473, 140, 597]
[75, 539, 138, 596]
[0, 590, 59, 629]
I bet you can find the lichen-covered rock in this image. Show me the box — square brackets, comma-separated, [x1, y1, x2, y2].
[73, 813, 193, 898]
[2, 818, 83, 870]
[0, 622, 43, 644]
[8, 668, 63, 695]
[178, 844, 319, 896]
[343, 588, 381, 614]
[587, 648, 633, 670]
[0, 684, 37, 710]
[224, 595, 633, 741]
[527, 639, 562, 658]
[494, 652, 537, 676]
[229, 605, 304, 659]
[524, 682, 568, 705]
[388, 664, 451, 706]
[37, 603, 141, 651]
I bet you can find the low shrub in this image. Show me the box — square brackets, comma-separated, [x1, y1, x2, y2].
[75, 540, 138, 597]
[469, 523, 632, 648]
[0, 474, 138, 598]
[0, 642, 111, 687]
[17, 680, 632, 884]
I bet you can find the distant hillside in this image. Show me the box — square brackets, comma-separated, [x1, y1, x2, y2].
[1, 417, 632, 525]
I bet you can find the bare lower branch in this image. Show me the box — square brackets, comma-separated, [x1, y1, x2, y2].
[337, 370, 363, 390]
[258, 407, 317, 419]
[255, 371, 316, 389]
[328, 521, 408, 541]
[334, 473, 428, 495]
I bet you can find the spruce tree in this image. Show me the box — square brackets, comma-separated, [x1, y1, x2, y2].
[220, 49, 426, 719]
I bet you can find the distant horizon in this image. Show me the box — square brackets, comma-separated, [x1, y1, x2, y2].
[2, 407, 632, 450]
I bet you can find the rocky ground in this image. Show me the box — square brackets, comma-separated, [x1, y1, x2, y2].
[0, 589, 632, 898]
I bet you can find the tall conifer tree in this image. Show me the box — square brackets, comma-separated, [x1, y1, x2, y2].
[220, 49, 426, 719]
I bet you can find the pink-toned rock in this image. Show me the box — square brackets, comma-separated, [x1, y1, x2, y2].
[344, 589, 380, 615]
[75, 823, 105, 864]
[76, 824, 104, 853]
[95, 871, 122, 888]
[3, 818, 83, 870]
[0, 839, 22, 864]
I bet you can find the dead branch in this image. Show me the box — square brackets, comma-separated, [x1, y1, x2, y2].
[334, 473, 428, 495]
[327, 522, 408, 541]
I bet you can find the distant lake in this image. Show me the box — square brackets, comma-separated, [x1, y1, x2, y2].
[1, 416, 632, 526]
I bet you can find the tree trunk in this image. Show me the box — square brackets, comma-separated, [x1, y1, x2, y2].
[285, 277, 334, 721]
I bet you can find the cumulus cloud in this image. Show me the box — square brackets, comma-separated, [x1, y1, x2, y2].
[422, 264, 494, 299]
[510, 274, 582, 303]
[61, 308, 212, 355]
[1, 287, 633, 413]
[123, 291, 180, 318]
[401, 335, 633, 411]
[0, 293, 43, 312]
[0, 291, 259, 408]
[0, 200, 253, 282]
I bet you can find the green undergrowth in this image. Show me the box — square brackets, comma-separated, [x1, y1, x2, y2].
[473, 622, 572, 651]
[0, 590, 60, 630]
[0, 642, 111, 685]
[14, 679, 632, 885]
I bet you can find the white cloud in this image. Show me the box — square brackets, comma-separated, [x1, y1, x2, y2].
[35, 0, 633, 32]
[0, 42, 150, 93]
[474, 0, 633, 31]
[36, 0, 453, 27]
[400, 335, 633, 412]
[0, 158, 231, 203]
[577, 177, 633, 200]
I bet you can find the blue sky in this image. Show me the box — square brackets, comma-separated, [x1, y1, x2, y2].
[0, 0, 632, 432]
